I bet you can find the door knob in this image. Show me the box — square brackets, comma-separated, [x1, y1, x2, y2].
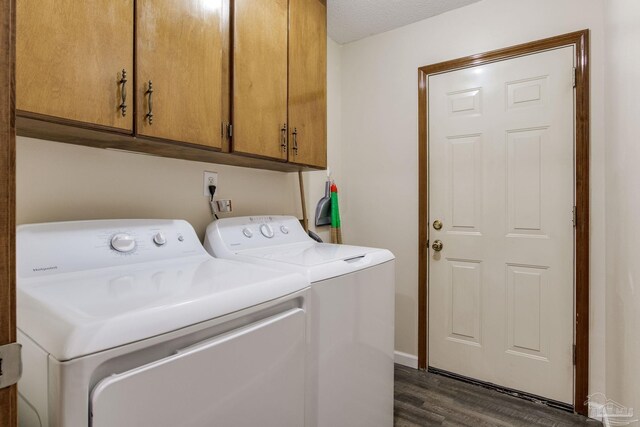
[433, 220, 443, 230]
[432, 240, 443, 252]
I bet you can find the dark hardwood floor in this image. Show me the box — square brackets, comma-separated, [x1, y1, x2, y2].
[394, 365, 602, 427]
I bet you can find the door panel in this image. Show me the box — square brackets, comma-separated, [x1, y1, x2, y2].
[16, 0, 133, 131]
[233, 0, 288, 160]
[507, 264, 546, 355]
[288, 0, 327, 168]
[448, 260, 481, 345]
[507, 128, 545, 233]
[449, 134, 482, 231]
[137, 0, 223, 148]
[428, 47, 575, 404]
[92, 309, 306, 427]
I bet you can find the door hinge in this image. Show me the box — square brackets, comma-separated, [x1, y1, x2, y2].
[573, 206, 578, 227]
[226, 123, 233, 139]
[572, 67, 577, 88]
[573, 344, 576, 366]
[0, 343, 22, 389]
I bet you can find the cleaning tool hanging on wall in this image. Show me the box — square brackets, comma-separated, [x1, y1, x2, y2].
[315, 170, 332, 226]
[330, 181, 342, 244]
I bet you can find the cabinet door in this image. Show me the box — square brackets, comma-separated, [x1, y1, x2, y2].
[288, 0, 327, 168]
[16, 0, 133, 131]
[233, 0, 289, 161]
[137, 0, 224, 149]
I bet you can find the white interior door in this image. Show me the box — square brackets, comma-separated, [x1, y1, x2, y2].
[428, 47, 575, 404]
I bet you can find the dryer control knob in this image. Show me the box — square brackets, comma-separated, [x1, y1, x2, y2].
[280, 225, 289, 234]
[153, 232, 167, 246]
[111, 233, 136, 253]
[260, 224, 274, 238]
[242, 228, 253, 238]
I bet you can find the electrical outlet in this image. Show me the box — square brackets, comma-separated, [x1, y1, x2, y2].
[203, 171, 218, 197]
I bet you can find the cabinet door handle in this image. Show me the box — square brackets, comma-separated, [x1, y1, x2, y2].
[119, 69, 127, 117]
[292, 128, 298, 155]
[145, 80, 154, 124]
[280, 123, 288, 152]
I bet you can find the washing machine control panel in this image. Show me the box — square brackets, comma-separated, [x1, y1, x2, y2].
[207, 216, 312, 253]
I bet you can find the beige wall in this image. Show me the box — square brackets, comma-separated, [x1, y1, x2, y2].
[16, 136, 301, 240]
[18, 37, 343, 244]
[338, 0, 607, 395]
[604, 0, 640, 416]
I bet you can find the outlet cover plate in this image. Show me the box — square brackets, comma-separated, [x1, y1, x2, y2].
[203, 171, 218, 197]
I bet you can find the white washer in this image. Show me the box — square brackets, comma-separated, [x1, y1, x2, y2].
[204, 215, 395, 427]
[17, 219, 309, 427]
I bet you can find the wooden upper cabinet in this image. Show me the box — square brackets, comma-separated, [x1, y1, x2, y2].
[288, 0, 327, 168]
[16, 0, 134, 131]
[15, 0, 325, 170]
[233, 0, 289, 161]
[137, 0, 224, 149]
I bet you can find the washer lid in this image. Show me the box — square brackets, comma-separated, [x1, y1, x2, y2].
[239, 242, 395, 282]
[241, 242, 370, 265]
[18, 256, 308, 361]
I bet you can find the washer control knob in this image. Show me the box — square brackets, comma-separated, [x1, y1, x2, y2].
[242, 228, 253, 238]
[177, 235, 184, 242]
[153, 232, 167, 246]
[111, 233, 136, 253]
[280, 225, 289, 234]
[260, 223, 274, 238]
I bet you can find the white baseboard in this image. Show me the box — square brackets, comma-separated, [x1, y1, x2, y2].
[394, 351, 418, 369]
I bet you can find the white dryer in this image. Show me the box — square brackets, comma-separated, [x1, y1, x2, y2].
[17, 219, 309, 427]
[204, 215, 395, 427]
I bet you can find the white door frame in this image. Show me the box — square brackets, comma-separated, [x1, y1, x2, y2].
[417, 30, 590, 415]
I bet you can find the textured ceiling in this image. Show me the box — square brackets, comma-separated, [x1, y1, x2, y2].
[327, 0, 482, 44]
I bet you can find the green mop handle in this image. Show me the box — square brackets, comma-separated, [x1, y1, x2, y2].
[331, 183, 341, 228]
